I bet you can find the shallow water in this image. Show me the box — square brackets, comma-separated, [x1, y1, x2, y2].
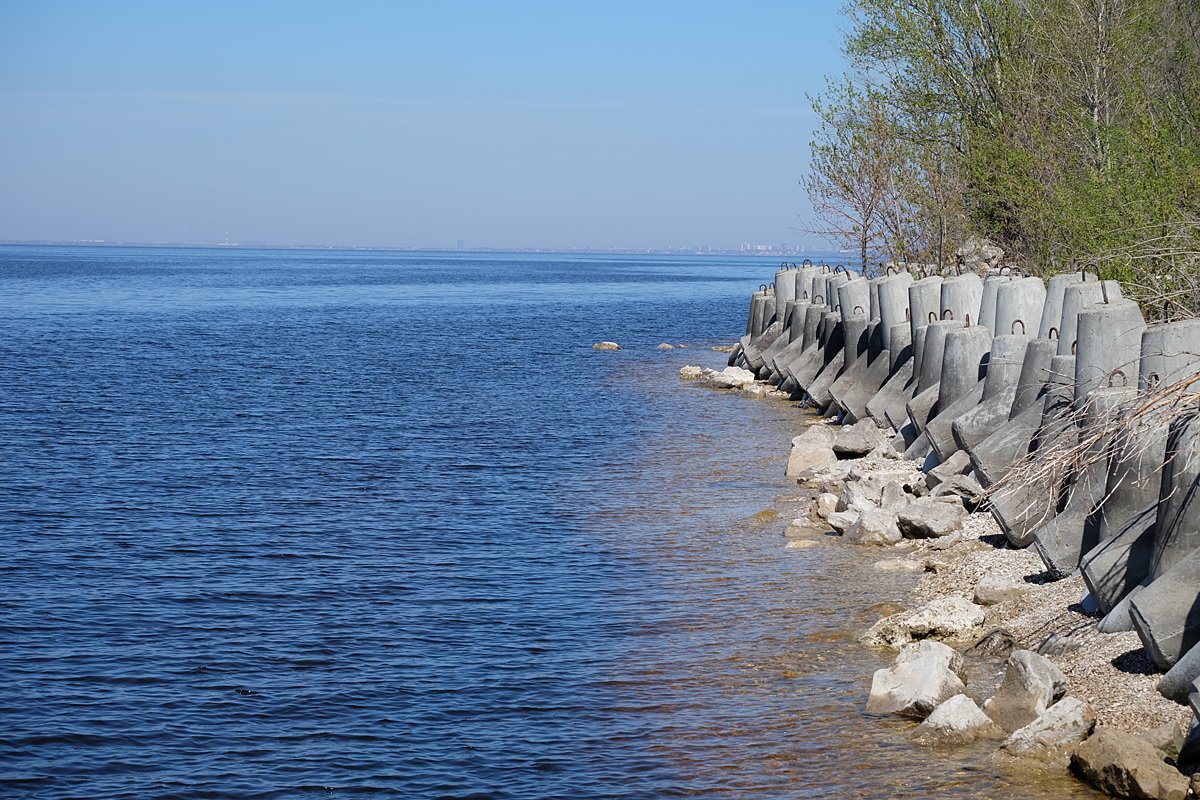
[0, 247, 1098, 798]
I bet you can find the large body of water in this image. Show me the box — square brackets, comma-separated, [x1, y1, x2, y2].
[0, 247, 1097, 798]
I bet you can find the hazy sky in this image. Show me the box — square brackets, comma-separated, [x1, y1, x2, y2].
[0, 2, 845, 249]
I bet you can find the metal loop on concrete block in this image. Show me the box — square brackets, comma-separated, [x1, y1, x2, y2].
[1071, 340, 1077, 355]
[854, 305, 864, 314]
[941, 309, 954, 320]
[1108, 369, 1128, 387]
[928, 311, 937, 323]
[1012, 319, 1026, 335]
[802, 258, 813, 267]
[1148, 372, 1162, 389]
[813, 294, 825, 305]
[999, 266, 1012, 276]
[965, 313, 973, 326]
[1048, 326, 1060, 340]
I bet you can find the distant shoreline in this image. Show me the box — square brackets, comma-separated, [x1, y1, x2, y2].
[0, 240, 847, 259]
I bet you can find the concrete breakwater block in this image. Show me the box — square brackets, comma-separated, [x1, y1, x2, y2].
[1074, 299, 1146, 406]
[1130, 545, 1200, 669]
[1148, 412, 1200, 583]
[939, 273, 983, 325]
[1033, 386, 1136, 578]
[1038, 272, 1096, 339]
[1081, 502, 1159, 615]
[994, 277, 1046, 341]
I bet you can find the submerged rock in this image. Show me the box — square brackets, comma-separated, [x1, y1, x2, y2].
[1071, 727, 1189, 800]
[593, 341, 621, 350]
[657, 343, 675, 350]
[679, 365, 705, 380]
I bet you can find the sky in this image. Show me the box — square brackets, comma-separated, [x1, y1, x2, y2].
[0, 2, 846, 250]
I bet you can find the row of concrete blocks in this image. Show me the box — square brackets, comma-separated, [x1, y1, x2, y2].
[729, 264, 1200, 709]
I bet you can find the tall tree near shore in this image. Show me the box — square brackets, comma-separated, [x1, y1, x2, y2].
[805, 0, 1200, 290]
[803, 81, 914, 268]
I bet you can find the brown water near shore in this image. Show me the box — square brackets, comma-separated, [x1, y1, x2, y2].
[581, 350, 1103, 798]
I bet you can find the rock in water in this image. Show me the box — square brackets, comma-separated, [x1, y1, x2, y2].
[1071, 727, 1189, 800]
[707, 366, 757, 389]
[866, 640, 967, 719]
[897, 497, 967, 539]
[657, 343, 675, 350]
[984, 649, 1068, 732]
[785, 426, 836, 478]
[679, 365, 704, 380]
[1000, 697, 1095, 757]
[910, 694, 1006, 746]
[593, 341, 621, 350]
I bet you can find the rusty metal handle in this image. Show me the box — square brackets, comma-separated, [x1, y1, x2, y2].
[854, 305, 865, 314]
[1147, 372, 1162, 389]
[928, 311, 937, 323]
[1108, 369, 1127, 387]
[1072, 340, 1077, 355]
[941, 309, 954, 320]
[813, 294, 825, 305]
[905, 307, 911, 321]
[965, 313, 973, 326]
[1011, 319, 1026, 335]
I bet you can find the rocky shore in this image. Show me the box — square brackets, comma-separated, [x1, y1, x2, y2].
[687, 362, 1196, 798]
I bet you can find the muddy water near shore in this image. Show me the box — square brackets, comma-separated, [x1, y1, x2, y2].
[589, 354, 1103, 798]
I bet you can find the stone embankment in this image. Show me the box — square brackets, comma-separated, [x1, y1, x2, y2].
[714, 258, 1200, 799]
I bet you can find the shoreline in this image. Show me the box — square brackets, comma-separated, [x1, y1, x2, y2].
[717, 380, 1191, 792]
[697, 256, 1200, 797]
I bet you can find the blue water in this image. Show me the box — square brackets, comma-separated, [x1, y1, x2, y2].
[0, 247, 1096, 799]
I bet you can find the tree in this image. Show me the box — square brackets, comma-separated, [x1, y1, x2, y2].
[803, 81, 915, 268]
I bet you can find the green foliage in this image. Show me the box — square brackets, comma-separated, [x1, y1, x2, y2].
[804, 0, 1200, 292]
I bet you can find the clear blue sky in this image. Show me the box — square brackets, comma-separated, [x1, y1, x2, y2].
[0, 2, 845, 249]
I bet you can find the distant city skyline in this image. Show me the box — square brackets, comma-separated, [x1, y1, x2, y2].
[0, 3, 846, 250]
